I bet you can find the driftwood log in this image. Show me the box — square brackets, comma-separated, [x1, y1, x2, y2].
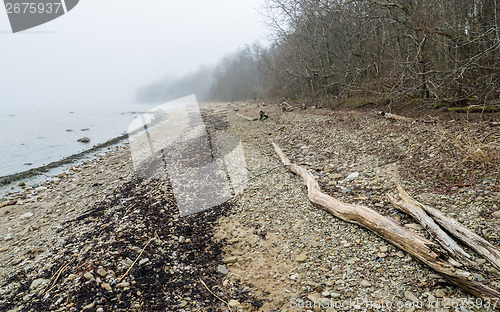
[389, 186, 500, 272]
[378, 111, 413, 122]
[387, 185, 479, 270]
[236, 113, 259, 121]
[272, 142, 500, 299]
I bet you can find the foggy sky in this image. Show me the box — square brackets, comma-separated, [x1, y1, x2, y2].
[0, 0, 268, 113]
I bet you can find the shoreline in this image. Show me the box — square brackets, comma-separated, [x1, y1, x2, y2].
[0, 133, 129, 186]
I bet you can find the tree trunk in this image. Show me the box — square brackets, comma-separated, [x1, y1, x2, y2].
[272, 142, 500, 299]
[387, 185, 479, 269]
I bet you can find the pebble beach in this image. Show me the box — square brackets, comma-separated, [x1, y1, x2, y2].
[1, 102, 499, 311]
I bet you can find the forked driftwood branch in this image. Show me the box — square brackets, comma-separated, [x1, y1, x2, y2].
[389, 185, 500, 272]
[387, 186, 479, 270]
[272, 142, 500, 299]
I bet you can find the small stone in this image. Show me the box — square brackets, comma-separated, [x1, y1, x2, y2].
[217, 265, 229, 274]
[228, 300, 240, 307]
[477, 259, 487, 264]
[396, 251, 405, 257]
[223, 257, 238, 264]
[326, 308, 336, 312]
[330, 292, 341, 299]
[0, 246, 8, 252]
[82, 302, 95, 310]
[473, 273, 485, 282]
[30, 278, 48, 289]
[178, 236, 186, 243]
[296, 254, 307, 263]
[77, 137, 91, 143]
[34, 187, 47, 193]
[329, 173, 343, 180]
[139, 258, 149, 265]
[307, 293, 321, 302]
[344, 172, 359, 181]
[19, 212, 34, 220]
[84, 272, 94, 280]
[101, 282, 112, 291]
[340, 187, 352, 194]
[360, 280, 372, 287]
[96, 308, 104, 312]
[346, 259, 355, 264]
[379, 245, 388, 253]
[116, 282, 130, 288]
[96, 268, 107, 277]
[377, 253, 387, 258]
[405, 223, 424, 231]
[68, 274, 78, 280]
[435, 289, 445, 298]
[429, 274, 442, 279]
[322, 291, 330, 297]
[404, 291, 419, 302]
[179, 301, 188, 307]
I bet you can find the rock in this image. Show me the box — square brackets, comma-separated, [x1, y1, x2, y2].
[435, 289, 445, 298]
[223, 257, 238, 264]
[404, 291, 419, 302]
[77, 137, 91, 143]
[0, 246, 8, 252]
[82, 302, 95, 310]
[296, 254, 307, 263]
[405, 223, 424, 231]
[68, 274, 78, 280]
[379, 245, 388, 253]
[101, 282, 112, 291]
[35, 186, 47, 193]
[344, 172, 359, 181]
[139, 258, 149, 265]
[18, 182, 26, 187]
[330, 292, 341, 299]
[178, 236, 186, 243]
[340, 186, 352, 194]
[477, 259, 487, 264]
[116, 282, 130, 288]
[84, 272, 94, 280]
[322, 291, 330, 297]
[19, 212, 34, 220]
[329, 173, 344, 180]
[396, 251, 405, 257]
[30, 278, 48, 290]
[228, 299, 240, 307]
[473, 273, 485, 282]
[360, 279, 372, 287]
[217, 265, 229, 274]
[81, 128, 90, 131]
[96, 308, 104, 312]
[307, 293, 321, 302]
[96, 268, 107, 277]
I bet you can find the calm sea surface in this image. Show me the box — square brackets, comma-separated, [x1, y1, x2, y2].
[0, 103, 154, 177]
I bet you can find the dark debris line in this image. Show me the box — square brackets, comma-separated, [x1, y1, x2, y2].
[1, 178, 262, 311]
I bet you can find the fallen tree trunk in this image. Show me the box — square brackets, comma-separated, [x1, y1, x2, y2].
[272, 142, 500, 299]
[236, 113, 258, 121]
[378, 111, 413, 122]
[387, 185, 479, 269]
[391, 186, 500, 272]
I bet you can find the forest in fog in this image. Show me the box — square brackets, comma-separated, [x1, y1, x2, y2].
[137, 0, 499, 105]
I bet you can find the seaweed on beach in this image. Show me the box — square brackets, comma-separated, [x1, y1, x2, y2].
[2, 177, 258, 311]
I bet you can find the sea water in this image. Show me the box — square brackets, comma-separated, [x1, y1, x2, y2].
[0, 103, 155, 178]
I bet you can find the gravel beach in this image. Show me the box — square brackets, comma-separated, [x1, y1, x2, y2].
[1, 102, 499, 311]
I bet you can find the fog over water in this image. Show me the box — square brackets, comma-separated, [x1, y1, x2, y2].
[0, 0, 268, 176]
